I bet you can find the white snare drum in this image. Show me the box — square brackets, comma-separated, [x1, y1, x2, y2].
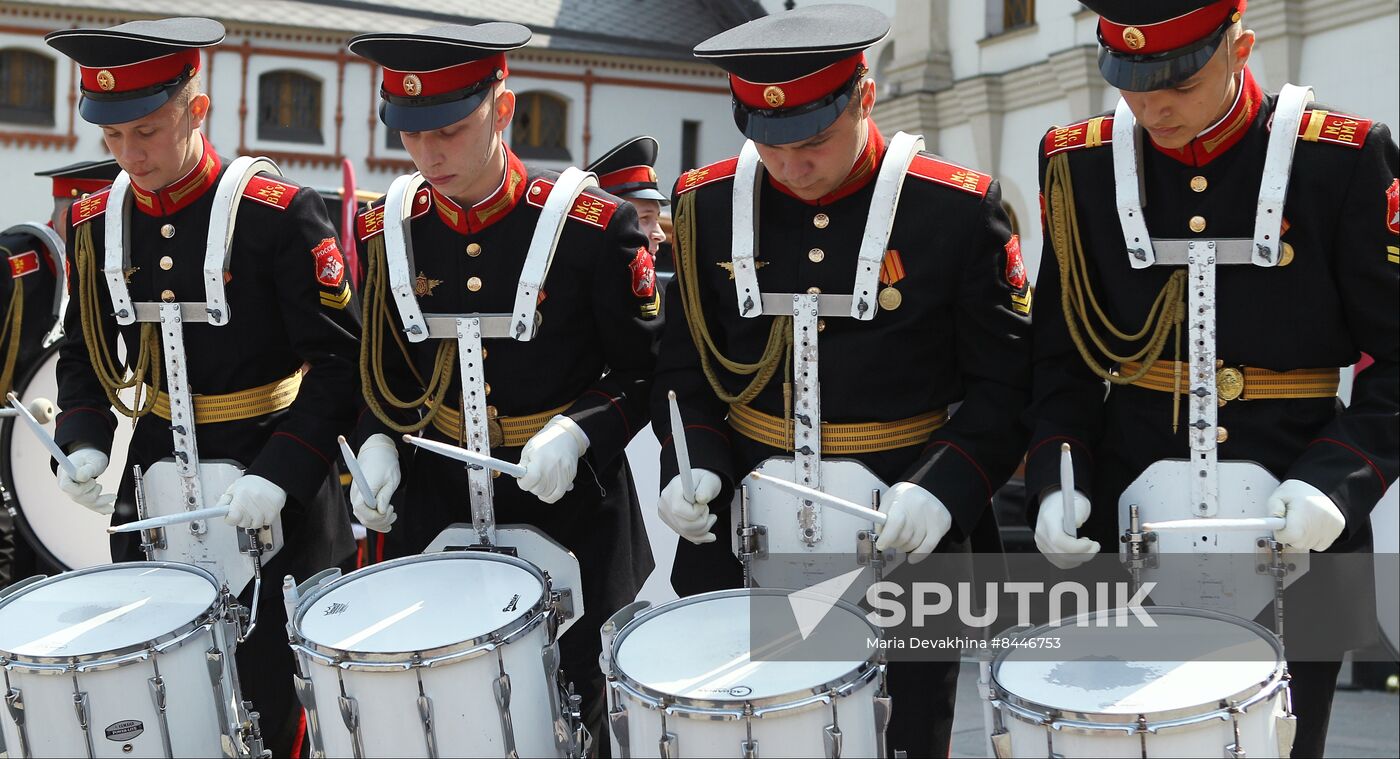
[0, 561, 250, 758]
[988, 606, 1294, 758]
[2, 344, 134, 570]
[286, 551, 582, 758]
[604, 588, 888, 758]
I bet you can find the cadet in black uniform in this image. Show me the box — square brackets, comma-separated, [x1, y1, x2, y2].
[651, 7, 1032, 756]
[0, 160, 119, 584]
[587, 135, 670, 262]
[45, 19, 361, 756]
[345, 23, 657, 752]
[1024, 2, 1398, 756]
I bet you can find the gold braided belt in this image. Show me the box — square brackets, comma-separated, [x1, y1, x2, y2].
[149, 372, 302, 424]
[1118, 360, 1339, 404]
[428, 401, 571, 448]
[727, 402, 949, 455]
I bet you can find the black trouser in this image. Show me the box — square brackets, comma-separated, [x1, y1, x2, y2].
[671, 537, 962, 759]
[1288, 659, 1343, 758]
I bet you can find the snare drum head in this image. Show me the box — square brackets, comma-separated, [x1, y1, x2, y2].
[994, 608, 1282, 716]
[0, 563, 217, 658]
[3, 343, 135, 570]
[615, 590, 875, 704]
[297, 553, 545, 654]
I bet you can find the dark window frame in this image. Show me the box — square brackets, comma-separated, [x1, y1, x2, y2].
[511, 91, 571, 161]
[0, 48, 56, 127]
[257, 69, 324, 145]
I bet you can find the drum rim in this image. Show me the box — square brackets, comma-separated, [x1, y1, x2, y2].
[290, 550, 552, 666]
[0, 561, 222, 669]
[989, 605, 1287, 730]
[609, 587, 884, 716]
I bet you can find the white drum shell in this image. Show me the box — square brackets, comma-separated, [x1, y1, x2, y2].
[990, 607, 1292, 759]
[289, 553, 567, 758]
[607, 589, 884, 758]
[0, 563, 238, 758]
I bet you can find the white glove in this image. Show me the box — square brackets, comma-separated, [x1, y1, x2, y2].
[57, 446, 116, 515]
[1269, 479, 1345, 552]
[875, 482, 953, 562]
[1034, 488, 1100, 569]
[517, 416, 589, 504]
[658, 469, 722, 544]
[219, 474, 287, 530]
[350, 434, 400, 533]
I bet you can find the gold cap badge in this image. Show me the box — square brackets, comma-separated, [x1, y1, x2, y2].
[1122, 26, 1147, 50]
[96, 69, 116, 91]
[402, 74, 423, 97]
[763, 85, 786, 108]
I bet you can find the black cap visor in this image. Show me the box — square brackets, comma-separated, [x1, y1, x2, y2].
[734, 80, 855, 146]
[379, 81, 493, 133]
[615, 186, 669, 204]
[1098, 21, 1229, 92]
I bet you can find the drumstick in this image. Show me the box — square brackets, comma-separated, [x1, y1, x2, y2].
[401, 434, 528, 479]
[1060, 443, 1077, 536]
[337, 435, 380, 507]
[107, 506, 231, 534]
[747, 471, 887, 525]
[7, 391, 77, 478]
[667, 391, 695, 502]
[1141, 517, 1286, 532]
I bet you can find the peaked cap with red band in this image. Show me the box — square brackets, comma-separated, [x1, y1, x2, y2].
[586, 135, 667, 204]
[35, 159, 121, 199]
[45, 17, 223, 125]
[693, 3, 889, 145]
[1083, 0, 1245, 92]
[348, 23, 531, 133]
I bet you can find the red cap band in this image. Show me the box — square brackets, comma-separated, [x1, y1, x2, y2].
[730, 53, 865, 110]
[381, 54, 507, 98]
[51, 177, 113, 198]
[597, 165, 656, 188]
[1099, 0, 1242, 55]
[79, 49, 200, 94]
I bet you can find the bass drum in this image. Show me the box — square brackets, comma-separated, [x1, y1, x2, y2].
[1, 343, 132, 571]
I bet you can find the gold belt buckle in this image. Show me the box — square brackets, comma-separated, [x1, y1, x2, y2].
[1217, 366, 1245, 405]
[486, 405, 504, 448]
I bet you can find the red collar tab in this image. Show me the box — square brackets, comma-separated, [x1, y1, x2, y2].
[730, 53, 865, 111]
[768, 121, 886, 206]
[597, 165, 657, 190]
[80, 49, 200, 97]
[430, 148, 527, 234]
[1099, 1, 1242, 55]
[381, 54, 507, 99]
[1150, 67, 1261, 166]
[130, 135, 223, 217]
[52, 177, 113, 198]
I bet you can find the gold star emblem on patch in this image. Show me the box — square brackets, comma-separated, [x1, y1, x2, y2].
[402, 74, 423, 97]
[715, 260, 768, 280]
[414, 271, 442, 297]
[96, 69, 116, 91]
[763, 86, 786, 108]
[1122, 27, 1146, 50]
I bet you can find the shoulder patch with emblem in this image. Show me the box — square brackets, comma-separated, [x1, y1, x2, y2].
[908, 155, 992, 197]
[1043, 116, 1115, 157]
[676, 156, 740, 195]
[525, 180, 619, 230]
[1298, 109, 1372, 149]
[1386, 178, 1398, 235]
[243, 175, 301, 210]
[1004, 235, 1028, 290]
[70, 189, 110, 226]
[311, 237, 346, 289]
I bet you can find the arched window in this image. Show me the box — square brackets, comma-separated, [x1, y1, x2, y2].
[512, 91, 570, 161]
[257, 70, 323, 144]
[0, 49, 56, 126]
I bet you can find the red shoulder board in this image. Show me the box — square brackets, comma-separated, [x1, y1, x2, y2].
[1044, 116, 1114, 157]
[526, 179, 619, 230]
[1298, 109, 1371, 149]
[243, 175, 301, 210]
[907, 155, 992, 197]
[356, 204, 385, 241]
[675, 157, 739, 195]
[70, 189, 110, 226]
